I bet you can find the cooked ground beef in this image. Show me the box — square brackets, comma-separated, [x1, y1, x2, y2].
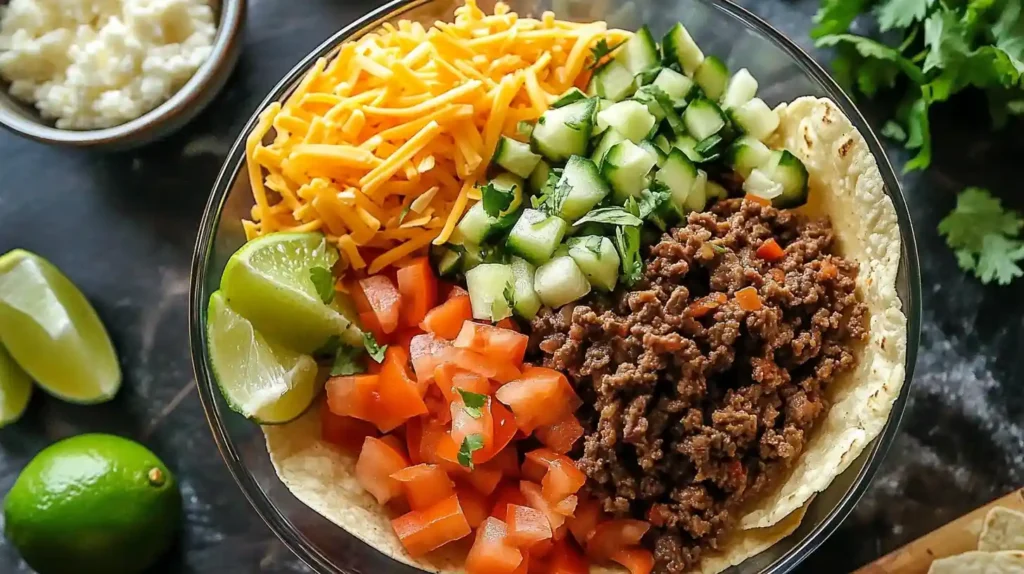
[528, 199, 868, 573]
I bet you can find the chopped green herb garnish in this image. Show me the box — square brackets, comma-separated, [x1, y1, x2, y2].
[616, 224, 643, 286]
[637, 185, 671, 220]
[457, 389, 488, 419]
[481, 182, 516, 218]
[503, 281, 516, 310]
[588, 38, 626, 70]
[362, 332, 387, 363]
[458, 434, 485, 469]
[309, 267, 335, 304]
[570, 236, 604, 258]
[573, 207, 643, 227]
[331, 345, 367, 376]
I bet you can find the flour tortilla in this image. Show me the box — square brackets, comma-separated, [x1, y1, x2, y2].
[979, 507, 1024, 552]
[262, 96, 908, 571]
[928, 551, 1024, 573]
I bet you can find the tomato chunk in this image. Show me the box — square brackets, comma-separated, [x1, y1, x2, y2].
[439, 347, 521, 383]
[377, 346, 428, 431]
[359, 275, 402, 334]
[520, 481, 566, 531]
[465, 518, 524, 574]
[421, 296, 473, 339]
[506, 504, 553, 548]
[522, 448, 569, 483]
[586, 520, 651, 560]
[548, 539, 589, 574]
[434, 363, 491, 404]
[409, 333, 451, 383]
[390, 464, 454, 510]
[535, 415, 584, 454]
[455, 484, 490, 529]
[611, 547, 655, 574]
[321, 404, 378, 454]
[756, 238, 785, 262]
[325, 374, 379, 422]
[453, 322, 529, 366]
[553, 495, 578, 517]
[487, 446, 520, 479]
[495, 317, 519, 332]
[391, 494, 472, 557]
[567, 496, 602, 546]
[541, 458, 587, 502]
[496, 368, 578, 432]
[465, 463, 503, 495]
[359, 311, 389, 343]
[490, 481, 529, 520]
[397, 257, 437, 327]
[356, 436, 410, 505]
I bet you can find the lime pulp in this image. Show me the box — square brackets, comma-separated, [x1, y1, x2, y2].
[0, 344, 32, 427]
[0, 250, 120, 404]
[207, 291, 320, 424]
[220, 232, 362, 353]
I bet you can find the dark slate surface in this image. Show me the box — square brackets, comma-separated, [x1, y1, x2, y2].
[0, 0, 1021, 572]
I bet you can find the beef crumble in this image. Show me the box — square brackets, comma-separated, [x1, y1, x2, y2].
[528, 199, 868, 573]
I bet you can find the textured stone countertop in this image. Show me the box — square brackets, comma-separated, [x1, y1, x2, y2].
[0, 0, 1021, 572]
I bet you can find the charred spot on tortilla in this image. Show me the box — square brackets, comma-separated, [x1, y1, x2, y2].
[838, 137, 854, 159]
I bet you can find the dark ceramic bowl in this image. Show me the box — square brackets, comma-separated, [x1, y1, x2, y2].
[189, 0, 923, 572]
[0, 0, 246, 150]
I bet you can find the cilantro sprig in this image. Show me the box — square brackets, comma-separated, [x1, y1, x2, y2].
[362, 333, 387, 363]
[309, 267, 335, 304]
[588, 38, 626, 70]
[939, 188, 1024, 285]
[456, 389, 488, 419]
[481, 182, 517, 218]
[458, 434, 485, 469]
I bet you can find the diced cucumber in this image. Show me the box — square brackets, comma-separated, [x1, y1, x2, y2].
[743, 168, 784, 200]
[654, 148, 698, 217]
[551, 87, 587, 109]
[534, 256, 592, 308]
[531, 98, 596, 162]
[652, 68, 696, 107]
[615, 25, 660, 75]
[455, 202, 500, 245]
[729, 98, 780, 141]
[694, 56, 729, 101]
[694, 135, 724, 159]
[529, 159, 552, 193]
[720, 69, 758, 110]
[587, 59, 636, 102]
[591, 128, 626, 165]
[685, 170, 708, 213]
[493, 136, 541, 178]
[505, 208, 569, 265]
[557, 155, 610, 221]
[516, 121, 534, 138]
[602, 140, 658, 202]
[596, 100, 656, 143]
[762, 150, 809, 208]
[465, 264, 515, 321]
[706, 180, 729, 202]
[460, 243, 484, 272]
[672, 134, 703, 163]
[653, 134, 672, 153]
[509, 256, 542, 319]
[662, 22, 705, 76]
[567, 236, 621, 292]
[436, 247, 463, 277]
[633, 86, 685, 135]
[682, 98, 728, 141]
[638, 140, 666, 167]
[726, 136, 772, 178]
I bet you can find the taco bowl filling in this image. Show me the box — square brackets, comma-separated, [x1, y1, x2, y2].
[206, 2, 907, 573]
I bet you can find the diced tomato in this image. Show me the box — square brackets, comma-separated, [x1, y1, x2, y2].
[756, 238, 785, 261]
[321, 404, 378, 454]
[479, 399, 518, 463]
[507, 504, 553, 548]
[359, 275, 402, 334]
[535, 415, 584, 454]
[423, 391, 452, 425]
[439, 347, 521, 383]
[450, 394, 494, 449]
[547, 539, 588, 574]
[392, 327, 424, 354]
[820, 260, 838, 279]
[530, 538, 554, 559]
[465, 463, 503, 495]
[490, 482, 529, 520]
[552, 495, 577, 516]
[611, 547, 655, 574]
[541, 458, 587, 502]
[434, 363, 491, 404]
[355, 436, 410, 505]
[359, 311, 389, 343]
[453, 322, 529, 366]
[456, 483, 491, 528]
[735, 286, 763, 311]
[522, 448, 563, 482]
[405, 416, 423, 464]
[421, 296, 473, 339]
[520, 481, 566, 531]
[391, 494, 472, 557]
[496, 368, 578, 432]
[348, 279, 373, 314]
[391, 464, 455, 510]
[377, 346, 428, 431]
[465, 518, 524, 574]
[744, 193, 771, 206]
[409, 333, 452, 384]
[446, 284, 469, 299]
[513, 553, 529, 574]
[397, 257, 438, 327]
[586, 520, 651, 560]
[567, 496, 602, 546]
[688, 292, 727, 318]
[487, 446, 520, 478]
[495, 317, 519, 332]
[416, 418, 453, 467]
[325, 374, 379, 422]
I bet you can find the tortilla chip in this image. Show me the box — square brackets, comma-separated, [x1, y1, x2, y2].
[979, 507, 1024, 552]
[741, 97, 908, 529]
[928, 551, 1024, 573]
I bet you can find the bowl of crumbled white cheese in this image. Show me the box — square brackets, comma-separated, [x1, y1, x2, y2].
[0, 0, 244, 148]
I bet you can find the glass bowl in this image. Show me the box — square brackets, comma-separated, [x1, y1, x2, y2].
[189, 0, 923, 572]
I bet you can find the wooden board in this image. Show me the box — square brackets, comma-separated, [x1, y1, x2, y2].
[855, 488, 1024, 573]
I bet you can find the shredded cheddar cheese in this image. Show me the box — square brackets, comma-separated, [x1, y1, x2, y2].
[242, 0, 630, 278]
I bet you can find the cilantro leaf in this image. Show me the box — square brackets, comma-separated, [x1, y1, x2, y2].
[331, 345, 367, 376]
[638, 185, 671, 220]
[458, 434, 485, 469]
[881, 120, 908, 141]
[903, 95, 932, 172]
[481, 182, 516, 218]
[875, 0, 933, 32]
[457, 389, 488, 419]
[569, 236, 605, 258]
[542, 178, 572, 216]
[362, 332, 387, 363]
[811, 0, 877, 38]
[573, 207, 643, 227]
[503, 281, 516, 310]
[615, 224, 643, 286]
[588, 39, 626, 70]
[938, 187, 1024, 285]
[816, 34, 927, 84]
[309, 267, 335, 304]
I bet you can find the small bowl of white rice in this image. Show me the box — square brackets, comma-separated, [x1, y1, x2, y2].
[0, 0, 244, 149]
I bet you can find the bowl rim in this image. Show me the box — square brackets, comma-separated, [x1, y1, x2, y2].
[188, 0, 923, 572]
[0, 0, 246, 147]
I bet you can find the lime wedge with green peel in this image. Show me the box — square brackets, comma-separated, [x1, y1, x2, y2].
[207, 291, 320, 424]
[220, 232, 362, 353]
[0, 345, 32, 427]
[0, 250, 120, 404]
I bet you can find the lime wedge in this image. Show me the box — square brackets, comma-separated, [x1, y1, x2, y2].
[220, 232, 361, 354]
[0, 250, 120, 404]
[207, 291, 320, 424]
[0, 345, 32, 427]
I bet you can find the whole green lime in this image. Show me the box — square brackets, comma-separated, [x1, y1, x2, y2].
[4, 434, 181, 574]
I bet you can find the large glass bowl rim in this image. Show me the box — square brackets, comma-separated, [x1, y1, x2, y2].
[189, 1, 923, 571]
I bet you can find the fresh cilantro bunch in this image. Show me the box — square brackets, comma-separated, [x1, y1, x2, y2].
[938, 188, 1024, 285]
[813, 0, 1024, 172]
